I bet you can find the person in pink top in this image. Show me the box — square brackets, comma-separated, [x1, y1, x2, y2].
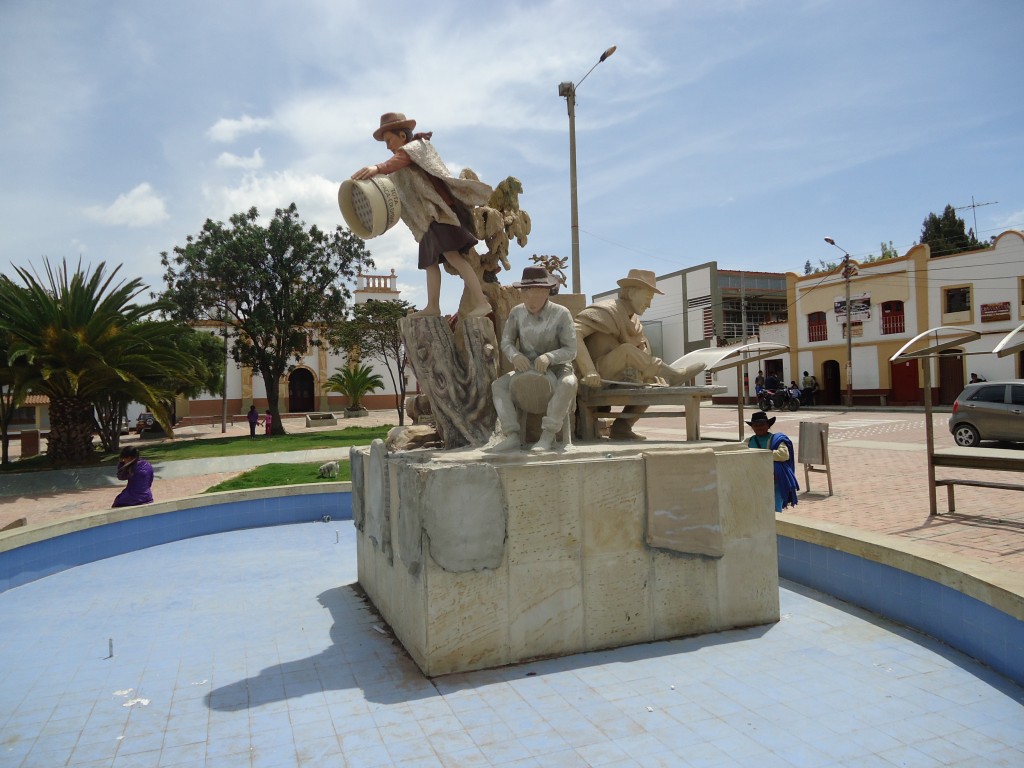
[351, 112, 492, 318]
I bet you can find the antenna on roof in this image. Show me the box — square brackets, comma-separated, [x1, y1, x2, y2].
[954, 196, 998, 241]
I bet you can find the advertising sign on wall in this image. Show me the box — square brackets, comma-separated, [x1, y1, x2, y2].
[834, 292, 871, 321]
[980, 301, 1011, 323]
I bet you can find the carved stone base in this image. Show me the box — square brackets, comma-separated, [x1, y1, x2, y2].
[351, 440, 779, 676]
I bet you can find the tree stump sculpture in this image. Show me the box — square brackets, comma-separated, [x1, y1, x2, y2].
[399, 316, 499, 449]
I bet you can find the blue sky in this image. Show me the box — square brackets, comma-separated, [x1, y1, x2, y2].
[2, 0, 1022, 312]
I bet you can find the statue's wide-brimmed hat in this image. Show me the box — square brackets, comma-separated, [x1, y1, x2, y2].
[513, 266, 559, 289]
[617, 269, 663, 295]
[373, 112, 416, 141]
[745, 410, 776, 428]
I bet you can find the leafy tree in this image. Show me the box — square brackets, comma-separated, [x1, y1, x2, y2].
[160, 204, 372, 434]
[0, 260, 187, 465]
[0, 325, 34, 466]
[862, 240, 901, 264]
[325, 363, 385, 412]
[803, 260, 813, 276]
[332, 299, 413, 425]
[92, 323, 224, 453]
[920, 204, 988, 257]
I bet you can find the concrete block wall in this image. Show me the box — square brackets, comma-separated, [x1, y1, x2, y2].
[354, 443, 780, 676]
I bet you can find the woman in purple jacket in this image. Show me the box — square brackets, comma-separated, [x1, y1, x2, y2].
[112, 446, 154, 507]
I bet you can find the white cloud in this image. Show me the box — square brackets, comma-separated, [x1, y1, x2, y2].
[207, 115, 273, 143]
[202, 170, 342, 229]
[83, 183, 169, 227]
[215, 148, 265, 170]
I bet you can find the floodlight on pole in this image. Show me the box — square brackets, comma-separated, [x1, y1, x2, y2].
[825, 237, 854, 407]
[559, 45, 617, 296]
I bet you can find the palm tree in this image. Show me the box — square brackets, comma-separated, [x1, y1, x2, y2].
[0, 260, 189, 465]
[325, 363, 385, 413]
[91, 319, 217, 453]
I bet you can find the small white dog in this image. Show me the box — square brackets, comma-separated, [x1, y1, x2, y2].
[317, 460, 339, 479]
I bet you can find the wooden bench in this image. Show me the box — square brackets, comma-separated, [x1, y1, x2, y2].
[576, 384, 725, 441]
[931, 447, 1024, 514]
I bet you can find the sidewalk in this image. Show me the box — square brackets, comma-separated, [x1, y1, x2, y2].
[3, 405, 1023, 575]
[0, 411, 399, 530]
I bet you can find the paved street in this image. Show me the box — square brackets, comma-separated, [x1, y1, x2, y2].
[699, 406, 1024, 572]
[3, 404, 1023, 574]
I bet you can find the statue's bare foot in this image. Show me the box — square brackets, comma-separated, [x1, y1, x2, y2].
[466, 302, 492, 318]
[488, 434, 522, 452]
[407, 307, 441, 318]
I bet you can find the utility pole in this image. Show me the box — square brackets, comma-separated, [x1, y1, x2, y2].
[559, 45, 617, 295]
[825, 237, 854, 407]
[740, 272, 749, 405]
[843, 254, 853, 408]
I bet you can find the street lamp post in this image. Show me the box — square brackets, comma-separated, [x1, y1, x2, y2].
[825, 237, 854, 407]
[559, 45, 616, 296]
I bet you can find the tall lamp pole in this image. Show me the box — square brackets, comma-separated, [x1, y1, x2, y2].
[559, 45, 617, 295]
[825, 237, 854, 407]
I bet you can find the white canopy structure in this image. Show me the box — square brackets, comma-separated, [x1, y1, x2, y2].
[671, 342, 790, 440]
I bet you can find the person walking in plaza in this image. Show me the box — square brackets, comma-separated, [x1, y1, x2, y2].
[246, 405, 260, 439]
[263, 410, 274, 437]
[746, 411, 798, 512]
[112, 446, 154, 508]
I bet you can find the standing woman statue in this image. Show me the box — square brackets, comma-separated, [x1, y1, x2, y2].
[351, 112, 493, 318]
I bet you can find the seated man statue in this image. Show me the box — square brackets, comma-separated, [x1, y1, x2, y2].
[491, 267, 578, 452]
[575, 268, 705, 440]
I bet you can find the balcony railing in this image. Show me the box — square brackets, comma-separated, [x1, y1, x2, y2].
[881, 314, 905, 335]
[808, 322, 827, 342]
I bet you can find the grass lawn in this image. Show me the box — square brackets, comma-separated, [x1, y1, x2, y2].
[204, 461, 351, 493]
[1, 426, 392, 472]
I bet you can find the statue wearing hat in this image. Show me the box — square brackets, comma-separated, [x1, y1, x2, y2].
[352, 112, 493, 318]
[490, 267, 578, 452]
[574, 269, 706, 440]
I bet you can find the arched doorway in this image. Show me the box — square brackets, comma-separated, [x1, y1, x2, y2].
[890, 358, 920, 404]
[288, 368, 315, 413]
[822, 360, 841, 406]
[938, 349, 965, 405]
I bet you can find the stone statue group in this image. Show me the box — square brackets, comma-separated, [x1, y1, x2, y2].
[345, 112, 705, 451]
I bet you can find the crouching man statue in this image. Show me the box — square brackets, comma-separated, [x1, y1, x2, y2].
[490, 267, 578, 452]
[574, 268, 706, 440]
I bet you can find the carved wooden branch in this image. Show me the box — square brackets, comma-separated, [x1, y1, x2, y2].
[399, 316, 499, 448]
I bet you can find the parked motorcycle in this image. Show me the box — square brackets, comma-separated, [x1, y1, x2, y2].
[757, 388, 801, 412]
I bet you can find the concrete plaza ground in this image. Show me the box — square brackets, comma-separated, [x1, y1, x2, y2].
[3, 403, 1023, 574]
[1, 404, 1022, 767]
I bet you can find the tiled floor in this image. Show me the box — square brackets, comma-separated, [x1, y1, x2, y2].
[1, 523, 1022, 767]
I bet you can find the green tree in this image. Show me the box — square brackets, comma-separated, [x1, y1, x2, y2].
[862, 240, 901, 264]
[920, 204, 987, 257]
[325, 363, 385, 412]
[160, 204, 371, 434]
[92, 323, 224, 453]
[0, 325, 34, 466]
[803, 260, 813, 276]
[332, 299, 413, 425]
[0, 260, 188, 465]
